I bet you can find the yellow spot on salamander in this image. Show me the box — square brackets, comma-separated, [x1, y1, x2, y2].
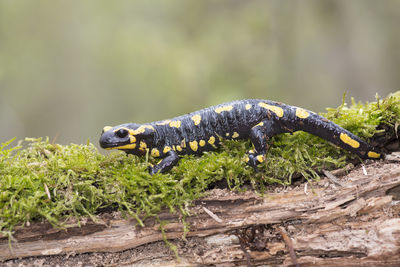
[368, 151, 381, 158]
[258, 102, 284, 118]
[169, 121, 181, 128]
[339, 133, 360, 148]
[189, 141, 198, 151]
[151, 148, 160, 157]
[232, 132, 239, 138]
[110, 143, 136, 150]
[163, 146, 172, 153]
[176, 145, 182, 152]
[215, 105, 233, 114]
[156, 120, 171, 125]
[199, 140, 206, 147]
[132, 125, 155, 135]
[256, 121, 264, 127]
[139, 141, 147, 151]
[103, 126, 112, 133]
[129, 135, 136, 143]
[208, 136, 215, 145]
[295, 108, 310, 119]
[225, 133, 230, 137]
[256, 155, 265, 163]
[181, 139, 186, 148]
[245, 104, 252, 110]
[191, 115, 201, 125]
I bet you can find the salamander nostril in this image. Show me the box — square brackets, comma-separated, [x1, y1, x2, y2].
[115, 128, 129, 138]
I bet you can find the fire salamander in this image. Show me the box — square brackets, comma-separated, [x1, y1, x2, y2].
[99, 100, 383, 175]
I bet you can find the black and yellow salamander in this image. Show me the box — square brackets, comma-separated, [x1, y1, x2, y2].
[99, 99, 383, 175]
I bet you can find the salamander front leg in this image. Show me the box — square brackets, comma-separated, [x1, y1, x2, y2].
[149, 150, 179, 175]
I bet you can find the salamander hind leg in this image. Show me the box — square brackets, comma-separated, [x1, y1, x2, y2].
[246, 120, 291, 171]
[149, 150, 179, 175]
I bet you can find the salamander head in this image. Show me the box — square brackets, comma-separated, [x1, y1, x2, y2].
[99, 123, 155, 155]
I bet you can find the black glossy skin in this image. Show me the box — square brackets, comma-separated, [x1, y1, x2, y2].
[99, 99, 383, 175]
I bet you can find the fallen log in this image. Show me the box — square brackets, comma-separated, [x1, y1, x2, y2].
[1, 161, 400, 266]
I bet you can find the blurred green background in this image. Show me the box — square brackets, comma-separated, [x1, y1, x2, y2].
[0, 0, 399, 147]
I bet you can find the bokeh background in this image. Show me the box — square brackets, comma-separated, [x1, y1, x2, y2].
[1, 0, 399, 147]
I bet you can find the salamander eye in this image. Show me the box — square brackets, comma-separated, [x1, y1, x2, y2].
[115, 128, 129, 138]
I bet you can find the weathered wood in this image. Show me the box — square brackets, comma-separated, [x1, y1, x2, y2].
[1, 162, 400, 266]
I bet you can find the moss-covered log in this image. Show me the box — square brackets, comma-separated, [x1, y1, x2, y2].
[2, 160, 400, 266]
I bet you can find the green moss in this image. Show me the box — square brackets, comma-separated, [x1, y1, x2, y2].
[1, 92, 400, 236]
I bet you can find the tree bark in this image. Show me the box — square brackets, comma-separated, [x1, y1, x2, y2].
[1, 161, 400, 266]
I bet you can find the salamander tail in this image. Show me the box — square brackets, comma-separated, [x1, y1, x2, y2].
[286, 105, 384, 160]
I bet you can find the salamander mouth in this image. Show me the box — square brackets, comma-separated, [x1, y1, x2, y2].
[100, 142, 119, 149]
[99, 135, 131, 149]
[100, 140, 132, 148]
